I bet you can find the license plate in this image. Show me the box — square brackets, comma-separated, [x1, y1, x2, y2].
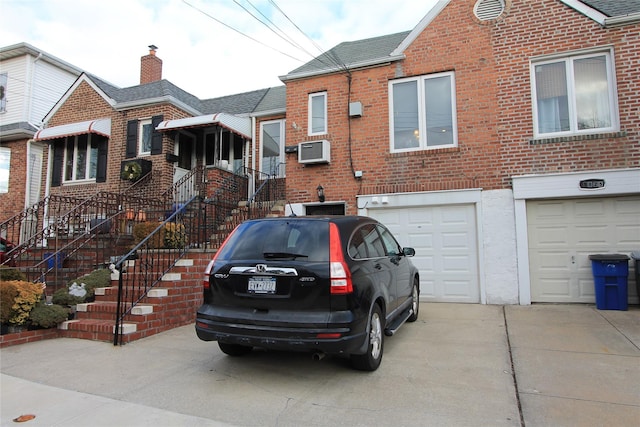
[248, 277, 276, 294]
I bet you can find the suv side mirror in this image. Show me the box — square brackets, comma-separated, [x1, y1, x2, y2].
[403, 247, 415, 257]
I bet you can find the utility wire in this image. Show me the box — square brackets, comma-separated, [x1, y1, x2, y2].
[181, 0, 303, 63]
[267, 0, 349, 73]
[237, 0, 312, 58]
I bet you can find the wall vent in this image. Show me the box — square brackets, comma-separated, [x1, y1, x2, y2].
[474, 0, 505, 21]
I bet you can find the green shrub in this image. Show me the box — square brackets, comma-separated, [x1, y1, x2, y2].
[0, 266, 26, 282]
[29, 302, 70, 328]
[133, 221, 164, 249]
[2, 280, 43, 325]
[0, 281, 19, 324]
[164, 222, 186, 248]
[63, 268, 111, 302]
[52, 287, 85, 306]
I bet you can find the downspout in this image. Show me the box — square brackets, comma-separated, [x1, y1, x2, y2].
[251, 116, 256, 198]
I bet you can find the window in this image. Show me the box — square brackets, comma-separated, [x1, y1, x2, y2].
[126, 116, 163, 158]
[138, 119, 153, 155]
[63, 134, 99, 182]
[377, 225, 401, 256]
[0, 73, 7, 113]
[204, 129, 245, 172]
[260, 120, 285, 177]
[389, 72, 458, 152]
[531, 50, 617, 137]
[308, 92, 327, 135]
[0, 147, 10, 193]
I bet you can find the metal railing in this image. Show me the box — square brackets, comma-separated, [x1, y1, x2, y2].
[113, 195, 201, 345]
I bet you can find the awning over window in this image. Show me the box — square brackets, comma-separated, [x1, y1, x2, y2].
[34, 118, 111, 141]
[155, 113, 251, 140]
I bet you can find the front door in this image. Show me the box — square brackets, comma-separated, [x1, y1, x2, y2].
[173, 132, 196, 202]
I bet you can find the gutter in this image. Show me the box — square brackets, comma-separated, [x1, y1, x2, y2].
[280, 54, 405, 82]
[604, 12, 640, 27]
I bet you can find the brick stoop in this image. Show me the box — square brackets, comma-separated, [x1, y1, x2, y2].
[0, 328, 62, 348]
[56, 249, 214, 344]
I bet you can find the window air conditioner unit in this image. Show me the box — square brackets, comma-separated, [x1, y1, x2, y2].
[298, 140, 330, 164]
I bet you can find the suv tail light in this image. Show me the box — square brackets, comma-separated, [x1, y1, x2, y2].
[329, 223, 353, 294]
[203, 259, 215, 290]
[203, 226, 238, 290]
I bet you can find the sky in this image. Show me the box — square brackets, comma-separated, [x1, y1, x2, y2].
[0, 0, 439, 99]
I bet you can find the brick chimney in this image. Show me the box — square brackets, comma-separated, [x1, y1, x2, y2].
[140, 45, 162, 85]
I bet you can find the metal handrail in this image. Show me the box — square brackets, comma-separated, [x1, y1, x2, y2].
[113, 195, 200, 345]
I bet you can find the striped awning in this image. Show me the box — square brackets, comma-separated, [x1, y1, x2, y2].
[34, 118, 111, 141]
[156, 113, 251, 140]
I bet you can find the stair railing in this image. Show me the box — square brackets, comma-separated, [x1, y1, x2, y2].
[113, 195, 201, 345]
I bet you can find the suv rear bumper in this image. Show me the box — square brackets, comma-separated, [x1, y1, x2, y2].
[195, 305, 368, 355]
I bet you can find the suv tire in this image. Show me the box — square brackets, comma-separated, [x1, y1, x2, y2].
[408, 278, 419, 322]
[351, 304, 384, 371]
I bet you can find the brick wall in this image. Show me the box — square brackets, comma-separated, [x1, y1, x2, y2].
[492, 0, 640, 183]
[282, 0, 639, 213]
[45, 80, 190, 201]
[0, 138, 28, 221]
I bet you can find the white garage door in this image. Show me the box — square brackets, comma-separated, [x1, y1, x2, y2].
[370, 204, 479, 303]
[528, 196, 640, 303]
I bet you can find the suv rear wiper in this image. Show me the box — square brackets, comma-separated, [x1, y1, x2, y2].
[263, 252, 309, 259]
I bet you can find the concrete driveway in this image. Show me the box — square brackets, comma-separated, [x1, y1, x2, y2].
[1, 303, 639, 426]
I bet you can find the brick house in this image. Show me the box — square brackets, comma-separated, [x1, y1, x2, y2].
[35, 46, 285, 204]
[0, 43, 82, 222]
[279, 0, 640, 305]
[4, 0, 639, 309]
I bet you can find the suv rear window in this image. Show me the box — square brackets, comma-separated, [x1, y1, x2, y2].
[216, 219, 330, 262]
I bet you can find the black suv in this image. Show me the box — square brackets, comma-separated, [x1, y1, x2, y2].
[196, 216, 419, 371]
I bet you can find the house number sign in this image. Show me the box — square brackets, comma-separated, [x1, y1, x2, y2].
[579, 178, 605, 189]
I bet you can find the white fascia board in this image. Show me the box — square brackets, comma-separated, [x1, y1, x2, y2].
[41, 74, 116, 124]
[512, 168, 640, 200]
[558, 0, 607, 25]
[605, 12, 640, 27]
[250, 108, 286, 118]
[391, 0, 451, 57]
[114, 97, 201, 117]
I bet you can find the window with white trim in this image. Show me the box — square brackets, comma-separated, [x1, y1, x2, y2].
[0, 147, 10, 193]
[138, 119, 153, 155]
[389, 72, 458, 152]
[531, 50, 618, 138]
[308, 92, 327, 135]
[63, 134, 98, 182]
[260, 119, 285, 177]
[0, 73, 7, 113]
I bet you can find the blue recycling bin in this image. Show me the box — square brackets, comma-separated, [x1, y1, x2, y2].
[588, 254, 629, 311]
[44, 252, 65, 269]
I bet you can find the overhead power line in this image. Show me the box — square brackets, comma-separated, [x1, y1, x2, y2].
[181, 0, 304, 63]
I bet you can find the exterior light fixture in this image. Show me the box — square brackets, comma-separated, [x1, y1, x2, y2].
[317, 185, 325, 203]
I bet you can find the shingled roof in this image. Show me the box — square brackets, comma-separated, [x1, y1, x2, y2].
[580, 0, 640, 17]
[283, 31, 411, 80]
[86, 73, 284, 117]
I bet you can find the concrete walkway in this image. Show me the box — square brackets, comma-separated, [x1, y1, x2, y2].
[1, 303, 639, 426]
